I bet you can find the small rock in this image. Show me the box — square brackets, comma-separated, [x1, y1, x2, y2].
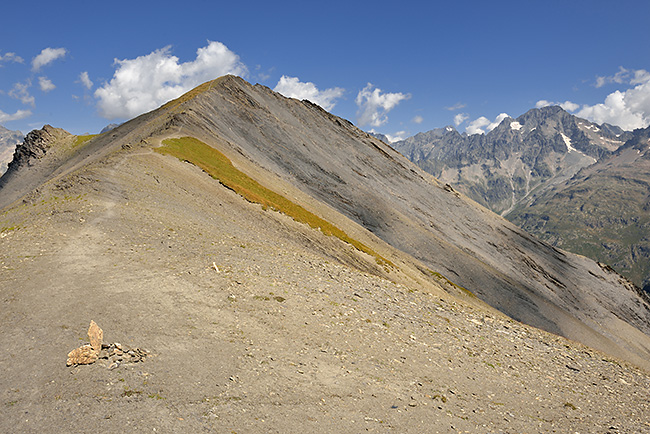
[67, 345, 98, 366]
[88, 320, 103, 353]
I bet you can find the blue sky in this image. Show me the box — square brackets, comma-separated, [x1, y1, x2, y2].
[1, 0, 649, 141]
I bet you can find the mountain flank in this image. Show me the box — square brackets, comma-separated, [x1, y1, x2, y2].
[508, 125, 650, 292]
[1, 75, 650, 432]
[391, 107, 650, 290]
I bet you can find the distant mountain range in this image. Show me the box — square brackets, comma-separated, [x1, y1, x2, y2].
[391, 107, 650, 291]
[392, 106, 630, 215]
[507, 125, 650, 292]
[0, 125, 23, 175]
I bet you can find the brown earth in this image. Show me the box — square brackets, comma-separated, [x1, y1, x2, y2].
[1, 143, 649, 433]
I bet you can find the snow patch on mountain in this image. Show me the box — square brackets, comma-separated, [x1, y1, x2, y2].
[561, 133, 596, 163]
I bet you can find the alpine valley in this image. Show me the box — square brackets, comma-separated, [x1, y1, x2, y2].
[1, 76, 649, 433]
[391, 106, 650, 291]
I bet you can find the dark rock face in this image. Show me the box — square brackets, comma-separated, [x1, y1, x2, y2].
[3, 125, 70, 174]
[0, 125, 23, 175]
[392, 107, 632, 214]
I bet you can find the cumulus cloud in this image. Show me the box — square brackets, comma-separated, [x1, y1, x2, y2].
[412, 115, 423, 124]
[576, 83, 650, 130]
[0, 108, 31, 123]
[38, 76, 55, 92]
[570, 68, 650, 130]
[78, 71, 93, 89]
[0, 52, 24, 64]
[385, 131, 408, 143]
[273, 75, 344, 111]
[94, 41, 248, 119]
[9, 80, 34, 106]
[454, 113, 469, 126]
[355, 83, 410, 127]
[32, 47, 67, 71]
[535, 99, 579, 112]
[466, 113, 509, 135]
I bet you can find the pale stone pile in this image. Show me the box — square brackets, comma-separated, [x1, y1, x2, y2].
[66, 321, 148, 369]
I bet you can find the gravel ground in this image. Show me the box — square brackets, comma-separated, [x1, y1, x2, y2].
[1, 146, 649, 433]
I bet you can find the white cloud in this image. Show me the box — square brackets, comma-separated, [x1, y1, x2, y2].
[535, 99, 579, 112]
[9, 80, 34, 106]
[38, 76, 55, 92]
[32, 47, 67, 71]
[631, 69, 650, 85]
[0, 109, 31, 123]
[94, 41, 248, 120]
[466, 113, 509, 135]
[355, 83, 410, 127]
[412, 115, 423, 124]
[454, 113, 469, 126]
[273, 75, 344, 111]
[445, 102, 466, 111]
[0, 52, 24, 64]
[595, 66, 630, 88]
[576, 83, 650, 130]
[79, 71, 93, 89]
[385, 131, 408, 142]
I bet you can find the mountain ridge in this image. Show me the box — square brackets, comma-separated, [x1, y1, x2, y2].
[392, 106, 631, 215]
[3, 75, 649, 368]
[2, 75, 650, 432]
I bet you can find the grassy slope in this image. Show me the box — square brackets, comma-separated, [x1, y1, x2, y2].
[155, 136, 394, 268]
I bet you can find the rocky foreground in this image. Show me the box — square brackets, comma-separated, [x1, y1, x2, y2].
[1, 145, 648, 433]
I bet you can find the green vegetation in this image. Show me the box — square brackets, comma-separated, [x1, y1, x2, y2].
[427, 269, 475, 298]
[122, 387, 143, 397]
[72, 134, 98, 148]
[156, 136, 393, 268]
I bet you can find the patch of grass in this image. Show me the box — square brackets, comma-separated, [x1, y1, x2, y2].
[156, 137, 393, 268]
[73, 134, 98, 148]
[122, 387, 143, 397]
[426, 269, 475, 298]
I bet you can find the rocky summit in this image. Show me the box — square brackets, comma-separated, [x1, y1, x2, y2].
[1, 76, 649, 433]
[392, 106, 630, 215]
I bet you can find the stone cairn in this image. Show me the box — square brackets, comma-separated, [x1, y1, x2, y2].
[66, 321, 148, 369]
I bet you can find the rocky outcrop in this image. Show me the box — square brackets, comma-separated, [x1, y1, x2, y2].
[4, 125, 70, 173]
[0, 125, 23, 175]
[392, 107, 631, 215]
[0, 125, 72, 202]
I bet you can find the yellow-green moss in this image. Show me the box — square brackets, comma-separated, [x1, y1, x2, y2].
[72, 134, 98, 148]
[156, 136, 393, 268]
[427, 269, 475, 298]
